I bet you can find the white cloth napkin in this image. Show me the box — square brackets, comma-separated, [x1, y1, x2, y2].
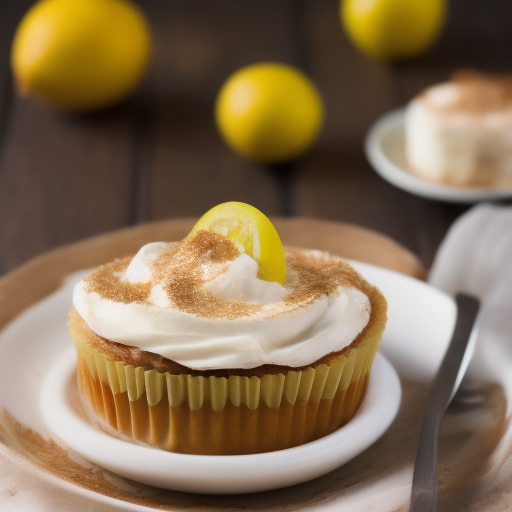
[430, 204, 512, 410]
[429, 203, 512, 511]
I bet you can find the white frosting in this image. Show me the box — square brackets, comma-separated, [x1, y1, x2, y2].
[72, 242, 371, 370]
[405, 84, 512, 186]
[204, 254, 288, 304]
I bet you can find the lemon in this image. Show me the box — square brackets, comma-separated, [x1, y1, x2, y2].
[341, 0, 446, 61]
[215, 63, 324, 164]
[11, 0, 152, 111]
[190, 202, 286, 285]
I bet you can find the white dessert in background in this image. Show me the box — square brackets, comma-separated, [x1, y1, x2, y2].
[404, 70, 512, 187]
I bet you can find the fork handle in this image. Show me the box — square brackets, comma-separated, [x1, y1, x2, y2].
[409, 293, 480, 512]
[409, 412, 442, 511]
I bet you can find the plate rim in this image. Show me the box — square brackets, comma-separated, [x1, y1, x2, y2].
[365, 108, 512, 203]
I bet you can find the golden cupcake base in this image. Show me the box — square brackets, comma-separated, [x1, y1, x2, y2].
[72, 324, 382, 455]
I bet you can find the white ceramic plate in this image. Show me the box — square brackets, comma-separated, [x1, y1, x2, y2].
[0, 262, 457, 496]
[41, 348, 400, 494]
[365, 108, 512, 203]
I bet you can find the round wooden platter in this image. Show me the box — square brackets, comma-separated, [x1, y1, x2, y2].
[0, 217, 426, 511]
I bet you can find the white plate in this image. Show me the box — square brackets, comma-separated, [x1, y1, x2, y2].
[365, 108, 512, 203]
[41, 348, 400, 494]
[0, 262, 457, 497]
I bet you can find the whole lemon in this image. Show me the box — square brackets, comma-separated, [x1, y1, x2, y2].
[341, 0, 446, 61]
[215, 63, 324, 164]
[11, 0, 152, 111]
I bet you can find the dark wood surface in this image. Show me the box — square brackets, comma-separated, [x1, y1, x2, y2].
[0, 0, 510, 276]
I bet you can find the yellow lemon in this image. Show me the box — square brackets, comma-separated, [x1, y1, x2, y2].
[190, 202, 286, 284]
[215, 63, 324, 164]
[341, 0, 446, 61]
[11, 0, 152, 111]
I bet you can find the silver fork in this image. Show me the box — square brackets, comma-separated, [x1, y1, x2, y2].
[409, 293, 480, 512]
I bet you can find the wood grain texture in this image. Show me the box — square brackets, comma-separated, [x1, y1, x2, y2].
[293, 0, 510, 266]
[0, 1, 33, 149]
[134, 0, 296, 222]
[0, 99, 138, 274]
[0, 0, 509, 276]
[293, 0, 424, 261]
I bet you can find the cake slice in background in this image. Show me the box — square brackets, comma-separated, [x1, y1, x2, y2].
[405, 70, 512, 187]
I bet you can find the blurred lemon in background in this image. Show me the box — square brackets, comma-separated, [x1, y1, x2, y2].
[341, 0, 446, 61]
[215, 63, 324, 164]
[11, 0, 152, 111]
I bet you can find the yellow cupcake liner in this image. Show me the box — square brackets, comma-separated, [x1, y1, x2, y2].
[71, 329, 381, 455]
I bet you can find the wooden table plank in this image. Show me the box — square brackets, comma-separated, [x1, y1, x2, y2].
[296, 150, 422, 252]
[294, 0, 512, 267]
[0, 99, 138, 274]
[294, 0, 429, 260]
[1, 0, 511, 275]
[135, 0, 299, 222]
[384, 0, 512, 263]
[0, 1, 33, 150]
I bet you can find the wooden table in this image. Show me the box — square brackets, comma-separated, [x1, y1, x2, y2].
[0, 0, 509, 276]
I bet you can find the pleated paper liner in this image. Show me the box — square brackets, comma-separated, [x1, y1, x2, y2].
[71, 328, 381, 456]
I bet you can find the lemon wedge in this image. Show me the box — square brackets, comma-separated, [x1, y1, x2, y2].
[190, 202, 286, 285]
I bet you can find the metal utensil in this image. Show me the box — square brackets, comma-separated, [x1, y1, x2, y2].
[409, 293, 480, 512]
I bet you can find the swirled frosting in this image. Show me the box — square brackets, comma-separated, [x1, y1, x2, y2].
[72, 231, 371, 370]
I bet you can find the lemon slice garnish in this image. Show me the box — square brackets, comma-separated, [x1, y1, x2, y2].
[190, 202, 286, 285]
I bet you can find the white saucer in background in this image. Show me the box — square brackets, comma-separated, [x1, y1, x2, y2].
[364, 108, 512, 203]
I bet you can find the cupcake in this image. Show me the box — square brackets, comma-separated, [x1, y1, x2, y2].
[69, 202, 387, 455]
[405, 70, 512, 187]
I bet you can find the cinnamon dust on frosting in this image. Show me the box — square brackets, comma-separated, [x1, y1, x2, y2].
[87, 257, 152, 304]
[85, 230, 370, 320]
[422, 69, 512, 114]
